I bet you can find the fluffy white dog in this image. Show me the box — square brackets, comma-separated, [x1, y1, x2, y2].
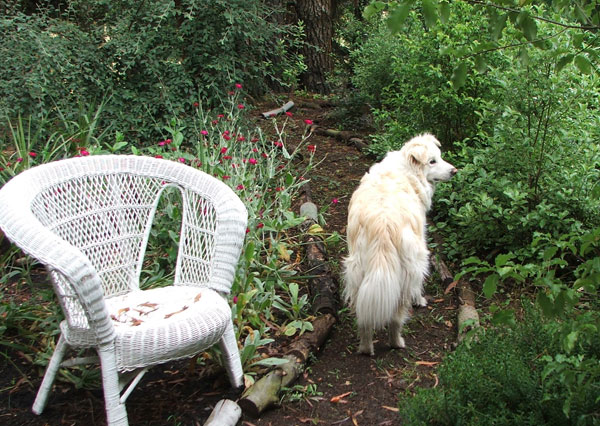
[343, 133, 457, 355]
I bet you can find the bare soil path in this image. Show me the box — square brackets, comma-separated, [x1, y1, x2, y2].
[0, 97, 457, 426]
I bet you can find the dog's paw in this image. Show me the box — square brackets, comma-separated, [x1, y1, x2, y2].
[358, 343, 375, 356]
[390, 335, 406, 349]
[417, 295, 428, 307]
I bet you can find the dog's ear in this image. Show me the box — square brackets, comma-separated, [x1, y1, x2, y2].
[406, 144, 428, 167]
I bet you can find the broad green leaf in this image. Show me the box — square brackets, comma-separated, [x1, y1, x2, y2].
[451, 61, 468, 89]
[555, 54, 574, 73]
[519, 48, 530, 66]
[251, 357, 290, 367]
[364, 1, 386, 20]
[491, 308, 516, 326]
[495, 253, 514, 267]
[537, 291, 554, 317]
[439, 1, 450, 24]
[483, 274, 499, 298]
[245, 241, 255, 263]
[386, 3, 411, 34]
[518, 12, 537, 41]
[489, 13, 507, 41]
[422, 0, 438, 29]
[543, 246, 558, 261]
[574, 54, 592, 74]
[474, 56, 487, 74]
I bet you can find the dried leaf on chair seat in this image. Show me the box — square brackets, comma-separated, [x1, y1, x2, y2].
[164, 306, 188, 319]
[130, 318, 143, 326]
[139, 302, 158, 308]
[117, 307, 130, 315]
[194, 293, 202, 303]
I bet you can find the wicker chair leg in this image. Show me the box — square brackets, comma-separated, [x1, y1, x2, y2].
[32, 334, 69, 415]
[219, 320, 244, 388]
[98, 346, 129, 426]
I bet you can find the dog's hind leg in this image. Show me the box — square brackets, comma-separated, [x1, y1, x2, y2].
[389, 304, 410, 349]
[358, 323, 374, 356]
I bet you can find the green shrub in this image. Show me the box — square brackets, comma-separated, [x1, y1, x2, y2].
[0, 1, 304, 143]
[400, 304, 599, 425]
[350, 3, 502, 156]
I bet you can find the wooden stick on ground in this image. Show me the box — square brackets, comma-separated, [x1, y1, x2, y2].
[237, 314, 336, 418]
[261, 101, 295, 119]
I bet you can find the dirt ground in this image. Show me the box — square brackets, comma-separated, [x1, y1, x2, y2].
[0, 97, 458, 425]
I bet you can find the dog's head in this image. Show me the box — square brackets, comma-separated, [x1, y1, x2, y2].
[401, 134, 457, 183]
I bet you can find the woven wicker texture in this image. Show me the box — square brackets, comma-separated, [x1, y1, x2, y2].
[0, 155, 247, 425]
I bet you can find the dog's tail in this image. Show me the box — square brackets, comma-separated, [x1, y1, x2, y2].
[346, 223, 428, 330]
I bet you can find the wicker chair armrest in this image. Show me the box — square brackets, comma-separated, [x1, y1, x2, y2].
[0, 171, 115, 344]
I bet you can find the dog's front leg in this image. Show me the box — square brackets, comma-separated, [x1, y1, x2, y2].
[358, 323, 374, 356]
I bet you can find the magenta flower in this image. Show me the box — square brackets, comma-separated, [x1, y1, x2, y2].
[237, 104, 245, 110]
[235, 83, 243, 89]
[158, 141, 166, 146]
[16, 158, 23, 163]
[257, 223, 264, 229]
[80, 150, 90, 156]
[332, 198, 339, 205]
[154, 155, 163, 159]
[307, 145, 316, 153]
[178, 158, 186, 163]
[222, 175, 231, 180]
[236, 184, 245, 190]
[249, 158, 257, 165]
[220, 147, 228, 154]
[193, 102, 199, 107]
[28, 152, 37, 158]
[304, 119, 313, 125]
[285, 111, 293, 117]
[201, 130, 208, 136]
[233, 295, 239, 303]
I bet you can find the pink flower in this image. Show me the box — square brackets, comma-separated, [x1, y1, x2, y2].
[228, 91, 235, 96]
[222, 175, 231, 180]
[28, 152, 37, 158]
[16, 158, 23, 163]
[237, 104, 245, 110]
[249, 158, 257, 165]
[154, 155, 163, 159]
[80, 150, 90, 156]
[238, 135, 246, 142]
[223, 135, 231, 141]
[236, 184, 245, 190]
[178, 157, 186, 163]
[233, 295, 239, 303]
[223, 155, 232, 160]
[201, 130, 208, 136]
[252, 148, 258, 153]
[285, 111, 293, 117]
[166, 139, 172, 144]
[158, 141, 166, 146]
[332, 198, 339, 204]
[251, 137, 259, 143]
[235, 83, 243, 89]
[220, 147, 228, 154]
[304, 119, 313, 125]
[193, 102, 199, 107]
[261, 153, 268, 158]
[257, 223, 264, 229]
[218, 114, 225, 118]
[307, 145, 316, 153]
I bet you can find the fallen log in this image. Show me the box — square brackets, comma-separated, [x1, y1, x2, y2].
[238, 313, 336, 418]
[430, 246, 480, 343]
[313, 126, 369, 152]
[300, 201, 338, 315]
[261, 100, 295, 119]
[203, 399, 241, 426]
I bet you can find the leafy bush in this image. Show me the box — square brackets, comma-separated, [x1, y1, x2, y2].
[0, 1, 304, 142]
[350, 3, 502, 157]
[400, 304, 599, 425]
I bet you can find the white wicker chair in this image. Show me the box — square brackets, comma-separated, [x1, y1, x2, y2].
[0, 155, 247, 425]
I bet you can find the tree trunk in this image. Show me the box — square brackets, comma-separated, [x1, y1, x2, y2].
[296, 0, 336, 93]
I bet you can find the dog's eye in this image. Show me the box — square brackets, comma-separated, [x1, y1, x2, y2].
[429, 159, 437, 165]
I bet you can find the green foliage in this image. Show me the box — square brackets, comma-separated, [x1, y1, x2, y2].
[0, 1, 304, 142]
[351, 4, 500, 157]
[400, 305, 600, 425]
[367, 1, 600, 88]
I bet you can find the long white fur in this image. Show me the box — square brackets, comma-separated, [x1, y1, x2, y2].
[343, 133, 456, 355]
